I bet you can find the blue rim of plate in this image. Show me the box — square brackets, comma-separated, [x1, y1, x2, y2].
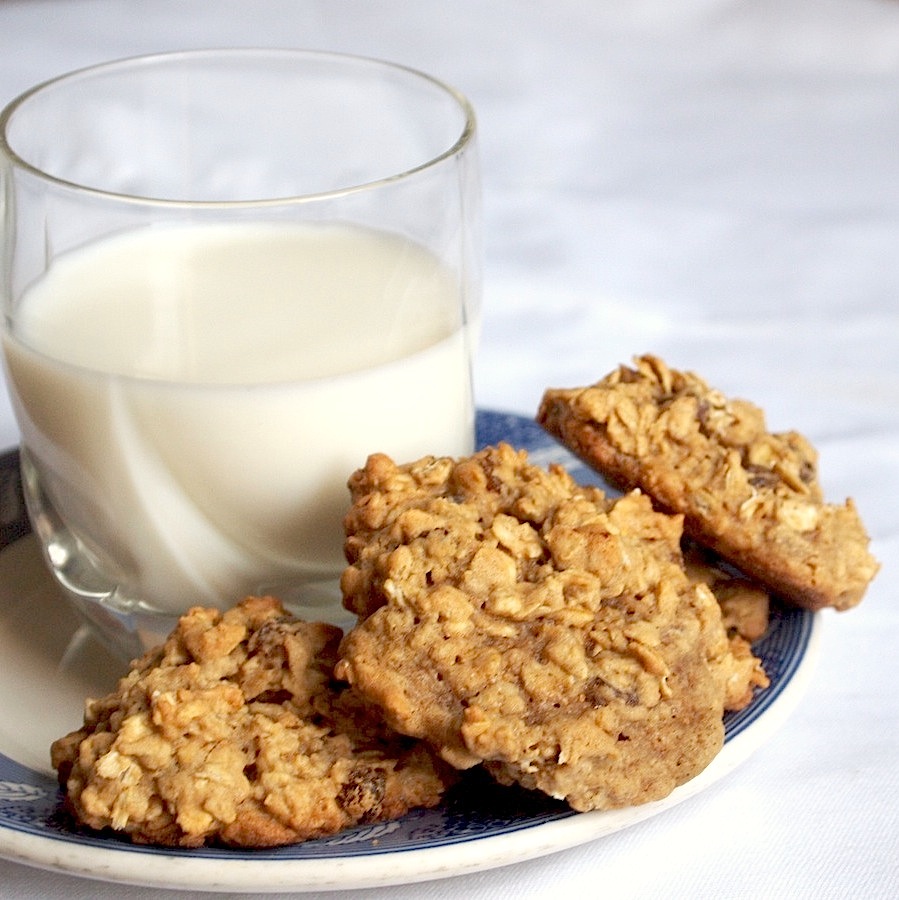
[0, 410, 818, 884]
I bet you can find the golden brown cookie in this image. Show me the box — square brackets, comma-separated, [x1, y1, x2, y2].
[537, 355, 879, 612]
[336, 444, 734, 812]
[683, 542, 770, 643]
[51, 596, 452, 848]
[683, 543, 770, 711]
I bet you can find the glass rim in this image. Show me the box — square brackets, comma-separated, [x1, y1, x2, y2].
[0, 47, 478, 209]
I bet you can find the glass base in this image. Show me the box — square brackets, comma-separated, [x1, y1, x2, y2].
[53, 578, 357, 663]
[19, 449, 355, 661]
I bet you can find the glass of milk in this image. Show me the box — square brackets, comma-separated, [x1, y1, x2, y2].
[0, 50, 480, 658]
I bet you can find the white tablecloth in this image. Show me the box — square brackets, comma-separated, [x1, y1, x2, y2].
[0, 1, 896, 897]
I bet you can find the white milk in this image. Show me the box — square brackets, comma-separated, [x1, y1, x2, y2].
[2, 223, 474, 616]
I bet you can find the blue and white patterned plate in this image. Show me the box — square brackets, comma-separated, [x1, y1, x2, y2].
[0, 411, 820, 892]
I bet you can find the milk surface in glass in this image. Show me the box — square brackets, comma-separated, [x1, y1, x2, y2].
[2, 222, 474, 616]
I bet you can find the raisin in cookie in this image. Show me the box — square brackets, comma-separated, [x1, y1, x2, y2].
[336, 444, 735, 812]
[537, 355, 879, 611]
[51, 596, 451, 847]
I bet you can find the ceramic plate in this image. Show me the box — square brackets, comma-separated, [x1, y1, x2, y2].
[0, 410, 820, 892]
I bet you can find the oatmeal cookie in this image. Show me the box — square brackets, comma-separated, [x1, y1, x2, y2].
[683, 543, 770, 643]
[336, 444, 735, 812]
[537, 355, 879, 611]
[683, 543, 770, 711]
[51, 596, 451, 848]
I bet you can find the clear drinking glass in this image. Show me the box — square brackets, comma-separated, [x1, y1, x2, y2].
[0, 49, 480, 658]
